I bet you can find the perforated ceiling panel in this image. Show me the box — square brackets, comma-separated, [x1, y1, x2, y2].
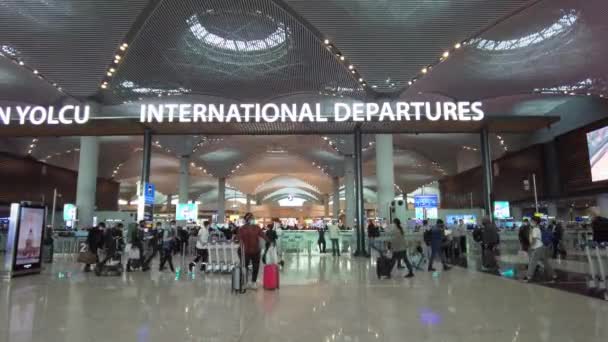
[285, 0, 531, 93]
[108, 0, 366, 103]
[0, 0, 148, 97]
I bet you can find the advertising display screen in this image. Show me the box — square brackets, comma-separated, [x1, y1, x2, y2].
[63, 203, 77, 221]
[414, 195, 438, 208]
[14, 206, 45, 269]
[586, 126, 608, 182]
[493, 201, 510, 219]
[176, 203, 198, 221]
[446, 214, 477, 225]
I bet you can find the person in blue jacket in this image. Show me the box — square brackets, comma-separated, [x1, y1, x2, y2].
[428, 219, 451, 272]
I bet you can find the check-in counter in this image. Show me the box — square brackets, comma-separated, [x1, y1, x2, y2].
[278, 230, 356, 255]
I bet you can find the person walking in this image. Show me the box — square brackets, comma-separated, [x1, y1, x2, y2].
[142, 221, 163, 271]
[263, 224, 278, 264]
[428, 219, 450, 272]
[317, 225, 327, 253]
[328, 219, 341, 257]
[524, 216, 557, 282]
[480, 216, 500, 271]
[236, 212, 267, 289]
[453, 219, 467, 258]
[159, 224, 176, 272]
[126, 220, 145, 272]
[96, 223, 124, 275]
[552, 221, 566, 259]
[84, 222, 104, 272]
[389, 218, 414, 278]
[189, 221, 210, 272]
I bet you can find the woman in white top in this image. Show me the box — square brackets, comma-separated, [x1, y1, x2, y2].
[189, 221, 210, 272]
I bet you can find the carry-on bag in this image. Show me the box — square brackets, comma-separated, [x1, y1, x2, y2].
[376, 251, 394, 279]
[77, 243, 97, 264]
[263, 263, 280, 290]
[231, 243, 246, 294]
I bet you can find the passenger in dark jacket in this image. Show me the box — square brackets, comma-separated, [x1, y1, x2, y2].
[127, 221, 145, 272]
[84, 222, 105, 272]
[518, 219, 531, 252]
[480, 217, 500, 271]
[428, 220, 450, 272]
[96, 223, 124, 274]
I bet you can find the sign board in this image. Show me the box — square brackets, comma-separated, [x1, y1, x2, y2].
[1, 203, 46, 278]
[176, 203, 198, 221]
[137, 182, 155, 222]
[63, 203, 77, 221]
[493, 201, 511, 219]
[0, 101, 485, 126]
[414, 195, 438, 208]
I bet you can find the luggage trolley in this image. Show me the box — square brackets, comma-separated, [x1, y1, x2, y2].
[584, 242, 608, 299]
[596, 243, 608, 300]
[221, 241, 231, 273]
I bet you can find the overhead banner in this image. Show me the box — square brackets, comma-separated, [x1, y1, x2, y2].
[140, 101, 484, 124]
[0, 101, 484, 126]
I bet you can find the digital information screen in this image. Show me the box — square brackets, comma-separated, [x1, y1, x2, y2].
[493, 201, 511, 219]
[587, 125, 608, 182]
[14, 206, 45, 272]
[176, 203, 198, 221]
[414, 195, 438, 208]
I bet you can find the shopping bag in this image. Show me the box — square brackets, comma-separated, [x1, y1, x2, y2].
[266, 245, 279, 265]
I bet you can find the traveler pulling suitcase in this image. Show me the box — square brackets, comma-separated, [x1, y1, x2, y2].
[232, 243, 246, 294]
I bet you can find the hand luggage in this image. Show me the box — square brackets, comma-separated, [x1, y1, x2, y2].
[232, 243, 246, 294]
[77, 243, 97, 264]
[376, 254, 394, 279]
[263, 264, 280, 290]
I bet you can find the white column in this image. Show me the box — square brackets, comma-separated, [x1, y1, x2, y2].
[332, 176, 340, 219]
[547, 203, 558, 218]
[217, 177, 226, 224]
[375, 134, 395, 220]
[344, 155, 355, 229]
[178, 155, 190, 204]
[76, 136, 99, 228]
[246, 194, 252, 213]
[597, 194, 608, 217]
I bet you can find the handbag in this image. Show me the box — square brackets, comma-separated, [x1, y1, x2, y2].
[77, 244, 97, 264]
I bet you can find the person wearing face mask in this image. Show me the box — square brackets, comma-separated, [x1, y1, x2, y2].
[236, 213, 267, 289]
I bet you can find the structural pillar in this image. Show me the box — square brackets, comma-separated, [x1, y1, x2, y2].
[354, 126, 366, 256]
[547, 202, 558, 219]
[178, 155, 190, 204]
[217, 177, 226, 224]
[136, 129, 153, 223]
[141, 129, 152, 187]
[597, 194, 608, 217]
[480, 128, 493, 220]
[344, 155, 355, 229]
[332, 176, 340, 219]
[246, 195, 252, 213]
[375, 134, 395, 220]
[76, 136, 99, 228]
[324, 194, 330, 217]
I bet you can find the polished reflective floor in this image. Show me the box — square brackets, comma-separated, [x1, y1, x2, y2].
[1, 254, 607, 342]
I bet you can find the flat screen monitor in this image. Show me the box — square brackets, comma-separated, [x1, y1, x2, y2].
[414, 195, 438, 208]
[493, 201, 510, 219]
[13, 205, 45, 272]
[176, 203, 198, 221]
[587, 125, 608, 182]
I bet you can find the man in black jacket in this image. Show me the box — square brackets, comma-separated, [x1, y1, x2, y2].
[84, 222, 105, 272]
[127, 221, 145, 272]
[96, 223, 124, 275]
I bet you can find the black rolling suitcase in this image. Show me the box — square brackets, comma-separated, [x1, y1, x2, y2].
[376, 253, 394, 279]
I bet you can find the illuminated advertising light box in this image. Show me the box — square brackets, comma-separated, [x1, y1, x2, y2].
[493, 201, 510, 219]
[586, 125, 608, 182]
[414, 195, 438, 208]
[63, 203, 77, 221]
[1, 203, 46, 278]
[176, 203, 198, 221]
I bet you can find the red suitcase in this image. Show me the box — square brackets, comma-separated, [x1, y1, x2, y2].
[263, 264, 280, 290]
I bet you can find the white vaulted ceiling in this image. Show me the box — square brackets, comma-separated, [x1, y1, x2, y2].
[0, 0, 606, 208]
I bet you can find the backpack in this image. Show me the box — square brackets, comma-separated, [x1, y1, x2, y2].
[423, 229, 432, 245]
[472, 228, 483, 243]
[541, 227, 554, 246]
